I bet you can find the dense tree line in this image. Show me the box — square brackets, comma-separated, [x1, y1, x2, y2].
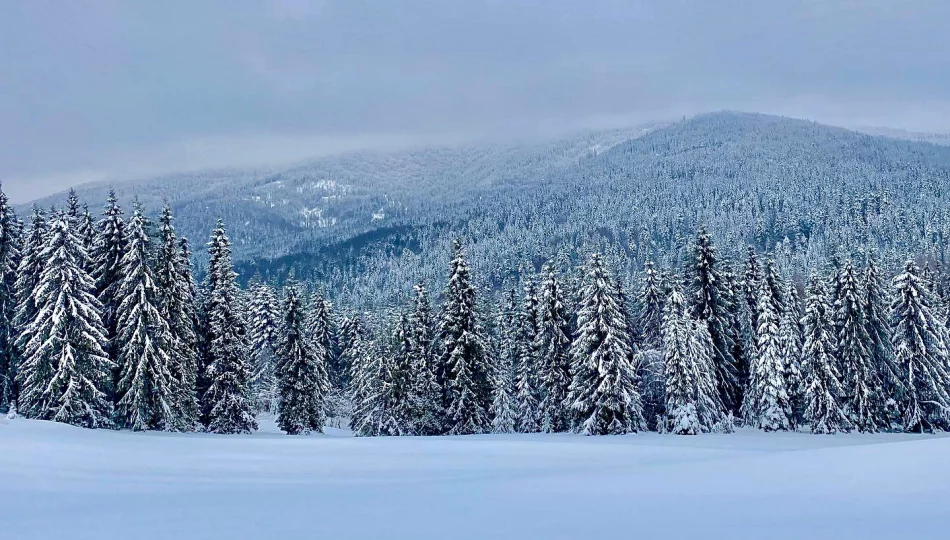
[3, 185, 950, 436]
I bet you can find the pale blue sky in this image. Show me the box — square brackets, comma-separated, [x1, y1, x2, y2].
[2, 0, 949, 202]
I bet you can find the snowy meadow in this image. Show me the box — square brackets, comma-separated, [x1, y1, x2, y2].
[3, 415, 949, 540]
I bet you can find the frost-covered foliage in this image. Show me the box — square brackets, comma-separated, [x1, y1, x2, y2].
[275, 280, 327, 435]
[16, 217, 113, 428]
[201, 221, 257, 434]
[890, 261, 950, 432]
[567, 254, 645, 435]
[800, 275, 851, 434]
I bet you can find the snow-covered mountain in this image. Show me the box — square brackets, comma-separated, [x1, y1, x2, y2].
[25, 111, 950, 310]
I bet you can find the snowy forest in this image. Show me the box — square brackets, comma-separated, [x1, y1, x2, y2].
[3, 179, 950, 438]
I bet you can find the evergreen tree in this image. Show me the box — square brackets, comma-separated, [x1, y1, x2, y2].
[567, 253, 645, 435]
[407, 283, 443, 435]
[16, 216, 113, 428]
[688, 227, 742, 414]
[890, 260, 950, 432]
[438, 240, 491, 435]
[379, 313, 415, 435]
[663, 287, 723, 434]
[201, 220, 257, 434]
[742, 260, 792, 431]
[276, 280, 327, 434]
[12, 208, 49, 418]
[636, 261, 665, 349]
[91, 190, 126, 377]
[864, 253, 901, 406]
[490, 287, 521, 434]
[247, 280, 281, 412]
[113, 203, 178, 431]
[743, 246, 762, 336]
[0, 188, 21, 411]
[536, 265, 573, 433]
[347, 319, 390, 436]
[834, 260, 887, 432]
[514, 278, 541, 432]
[800, 274, 851, 434]
[777, 281, 805, 428]
[153, 207, 199, 429]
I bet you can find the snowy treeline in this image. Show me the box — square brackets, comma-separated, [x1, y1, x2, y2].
[3, 186, 949, 436]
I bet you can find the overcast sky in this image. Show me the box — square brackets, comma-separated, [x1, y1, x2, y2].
[2, 0, 949, 202]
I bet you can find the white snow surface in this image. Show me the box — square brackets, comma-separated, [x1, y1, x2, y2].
[2, 415, 950, 539]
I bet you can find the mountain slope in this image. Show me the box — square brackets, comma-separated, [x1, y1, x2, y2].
[26, 112, 950, 312]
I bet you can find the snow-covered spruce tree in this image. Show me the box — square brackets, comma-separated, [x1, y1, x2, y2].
[890, 260, 950, 432]
[276, 280, 327, 435]
[379, 313, 415, 435]
[438, 239, 491, 435]
[636, 260, 665, 350]
[864, 253, 901, 410]
[0, 188, 21, 411]
[91, 190, 126, 378]
[662, 287, 722, 434]
[113, 203, 178, 431]
[742, 260, 792, 431]
[407, 283, 443, 435]
[348, 318, 396, 437]
[16, 216, 113, 428]
[800, 274, 850, 434]
[536, 265, 573, 433]
[12, 208, 50, 418]
[514, 278, 541, 432]
[247, 279, 281, 413]
[490, 287, 520, 434]
[308, 292, 338, 386]
[834, 260, 887, 432]
[688, 226, 742, 414]
[777, 281, 805, 428]
[721, 264, 749, 405]
[153, 207, 199, 430]
[201, 220, 257, 434]
[567, 253, 645, 435]
[742, 246, 762, 338]
[78, 204, 96, 269]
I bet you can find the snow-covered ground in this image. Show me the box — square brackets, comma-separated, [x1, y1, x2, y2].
[2, 415, 949, 540]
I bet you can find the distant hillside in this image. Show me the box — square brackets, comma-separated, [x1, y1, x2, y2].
[26, 112, 950, 312]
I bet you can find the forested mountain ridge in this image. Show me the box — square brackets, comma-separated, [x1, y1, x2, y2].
[25, 112, 950, 312]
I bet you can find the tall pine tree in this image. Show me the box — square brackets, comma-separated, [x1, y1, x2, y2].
[567, 253, 645, 435]
[276, 280, 327, 435]
[536, 265, 573, 433]
[890, 260, 950, 432]
[201, 220, 257, 434]
[438, 240, 491, 435]
[17, 216, 113, 428]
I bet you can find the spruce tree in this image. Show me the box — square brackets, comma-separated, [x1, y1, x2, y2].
[835, 260, 887, 432]
[380, 313, 415, 435]
[0, 188, 21, 411]
[742, 260, 792, 431]
[688, 226, 742, 414]
[567, 253, 645, 435]
[663, 287, 723, 434]
[777, 281, 805, 428]
[636, 261, 665, 349]
[800, 274, 850, 434]
[743, 246, 762, 337]
[201, 220, 257, 434]
[438, 239, 491, 435]
[536, 265, 573, 433]
[407, 283, 443, 435]
[12, 208, 49, 418]
[91, 190, 126, 378]
[113, 203, 177, 431]
[890, 260, 950, 432]
[247, 280, 281, 412]
[276, 280, 327, 435]
[347, 318, 387, 436]
[153, 206, 199, 430]
[864, 253, 901, 407]
[16, 216, 113, 428]
[514, 278, 541, 432]
[490, 288, 521, 434]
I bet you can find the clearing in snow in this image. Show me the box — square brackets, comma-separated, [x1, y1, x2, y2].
[2, 415, 949, 540]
